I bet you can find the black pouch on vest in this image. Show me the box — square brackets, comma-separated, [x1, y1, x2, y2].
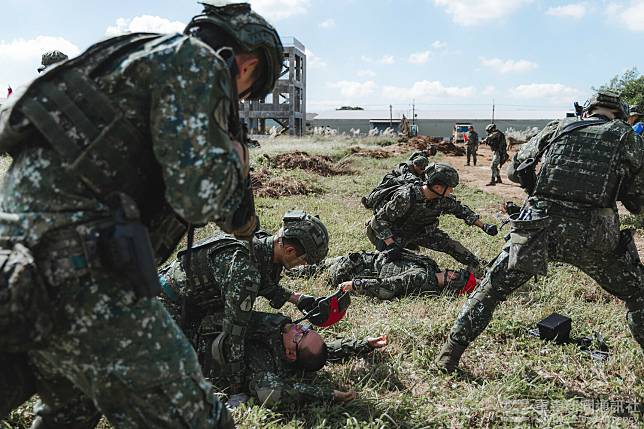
[617, 228, 641, 266]
[537, 312, 572, 344]
[0, 243, 53, 351]
[99, 222, 161, 299]
[507, 215, 550, 275]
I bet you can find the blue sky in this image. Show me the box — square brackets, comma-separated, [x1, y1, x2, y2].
[1, 0, 642, 118]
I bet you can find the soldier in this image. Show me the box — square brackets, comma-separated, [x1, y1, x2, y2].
[366, 163, 498, 275]
[465, 125, 479, 166]
[195, 311, 388, 407]
[0, 2, 283, 428]
[482, 123, 507, 185]
[37, 50, 69, 73]
[436, 91, 644, 373]
[158, 211, 330, 404]
[361, 155, 429, 211]
[289, 249, 478, 300]
[627, 104, 643, 126]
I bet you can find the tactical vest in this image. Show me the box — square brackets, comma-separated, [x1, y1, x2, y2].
[0, 33, 195, 262]
[533, 119, 627, 208]
[246, 311, 292, 375]
[376, 251, 438, 279]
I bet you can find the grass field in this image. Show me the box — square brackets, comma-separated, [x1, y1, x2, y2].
[3, 136, 643, 428]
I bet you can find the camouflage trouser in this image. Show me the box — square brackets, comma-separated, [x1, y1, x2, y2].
[0, 261, 232, 429]
[449, 215, 644, 351]
[406, 228, 481, 272]
[491, 152, 501, 181]
[466, 146, 477, 165]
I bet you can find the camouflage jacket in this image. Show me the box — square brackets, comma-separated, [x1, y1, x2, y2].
[197, 311, 374, 406]
[0, 33, 244, 251]
[485, 130, 506, 154]
[465, 130, 479, 148]
[370, 184, 480, 241]
[507, 117, 644, 212]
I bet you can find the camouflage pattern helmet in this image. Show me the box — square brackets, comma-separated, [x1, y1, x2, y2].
[583, 90, 628, 120]
[185, 2, 283, 100]
[411, 155, 429, 170]
[485, 123, 496, 133]
[281, 211, 329, 264]
[425, 163, 459, 188]
[629, 103, 643, 117]
[37, 50, 68, 72]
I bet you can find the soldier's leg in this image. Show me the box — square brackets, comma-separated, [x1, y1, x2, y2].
[29, 273, 232, 429]
[437, 249, 532, 371]
[571, 251, 644, 350]
[0, 353, 36, 419]
[417, 229, 482, 273]
[473, 149, 477, 166]
[466, 148, 471, 165]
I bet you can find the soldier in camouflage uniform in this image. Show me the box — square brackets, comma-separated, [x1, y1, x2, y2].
[465, 125, 479, 166]
[289, 249, 478, 300]
[366, 163, 498, 275]
[37, 51, 69, 73]
[436, 91, 644, 372]
[361, 154, 429, 210]
[0, 2, 284, 428]
[195, 311, 387, 406]
[158, 211, 330, 404]
[482, 123, 507, 185]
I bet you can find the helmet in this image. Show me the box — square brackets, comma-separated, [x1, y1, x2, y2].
[485, 123, 496, 133]
[37, 50, 68, 72]
[425, 163, 459, 188]
[411, 155, 429, 170]
[282, 211, 329, 264]
[185, 2, 283, 99]
[583, 90, 628, 120]
[629, 103, 643, 117]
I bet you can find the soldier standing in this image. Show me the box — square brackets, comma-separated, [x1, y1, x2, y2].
[436, 91, 644, 373]
[465, 125, 479, 166]
[482, 123, 507, 185]
[366, 163, 498, 275]
[0, 2, 283, 428]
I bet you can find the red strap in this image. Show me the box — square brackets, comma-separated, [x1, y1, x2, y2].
[459, 272, 477, 296]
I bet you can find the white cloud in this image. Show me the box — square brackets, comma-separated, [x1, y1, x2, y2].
[356, 69, 376, 78]
[328, 80, 376, 98]
[0, 36, 81, 89]
[480, 57, 538, 73]
[607, 1, 644, 32]
[249, 0, 310, 20]
[510, 83, 583, 103]
[433, 0, 532, 26]
[482, 85, 496, 96]
[305, 49, 327, 69]
[380, 55, 395, 65]
[546, 3, 588, 19]
[319, 18, 336, 28]
[432, 40, 448, 50]
[408, 51, 431, 64]
[382, 80, 474, 101]
[105, 16, 186, 37]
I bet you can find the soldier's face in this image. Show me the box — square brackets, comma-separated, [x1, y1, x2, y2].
[282, 324, 324, 362]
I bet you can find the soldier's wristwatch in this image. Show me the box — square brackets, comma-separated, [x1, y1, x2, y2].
[352, 279, 364, 289]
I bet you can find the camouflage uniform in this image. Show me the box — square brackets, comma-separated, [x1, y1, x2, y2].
[158, 232, 295, 391]
[196, 311, 374, 406]
[465, 129, 479, 166]
[444, 116, 644, 359]
[485, 129, 507, 183]
[368, 184, 482, 269]
[0, 33, 242, 427]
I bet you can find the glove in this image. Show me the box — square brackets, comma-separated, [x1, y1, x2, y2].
[383, 243, 403, 262]
[297, 294, 317, 314]
[504, 201, 521, 216]
[483, 224, 498, 236]
[226, 393, 249, 410]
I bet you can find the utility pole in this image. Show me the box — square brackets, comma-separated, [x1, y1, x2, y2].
[492, 99, 495, 123]
[412, 99, 415, 125]
[389, 104, 393, 128]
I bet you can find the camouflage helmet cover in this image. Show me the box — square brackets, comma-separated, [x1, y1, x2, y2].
[629, 103, 643, 117]
[425, 163, 459, 188]
[583, 90, 628, 119]
[411, 155, 429, 169]
[281, 210, 329, 264]
[186, 2, 283, 99]
[37, 50, 68, 72]
[485, 123, 496, 133]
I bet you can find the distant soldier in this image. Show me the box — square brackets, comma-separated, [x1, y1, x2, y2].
[482, 123, 507, 185]
[436, 90, 644, 373]
[366, 163, 498, 275]
[465, 125, 479, 166]
[37, 50, 69, 73]
[290, 249, 478, 300]
[0, 2, 284, 427]
[627, 104, 643, 126]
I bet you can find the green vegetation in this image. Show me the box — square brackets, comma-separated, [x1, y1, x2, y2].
[3, 136, 643, 428]
[596, 67, 644, 107]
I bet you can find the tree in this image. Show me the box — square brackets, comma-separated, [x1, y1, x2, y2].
[596, 67, 644, 106]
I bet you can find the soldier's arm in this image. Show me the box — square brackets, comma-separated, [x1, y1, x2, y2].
[618, 131, 644, 213]
[326, 337, 378, 362]
[150, 37, 244, 225]
[259, 282, 294, 309]
[249, 370, 334, 406]
[444, 198, 480, 226]
[371, 187, 414, 241]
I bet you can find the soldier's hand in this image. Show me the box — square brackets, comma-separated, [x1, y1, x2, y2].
[340, 281, 354, 292]
[383, 243, 403, 262]
[296, 294, 317, 314]
[483, 224, 498, 236]
[367, 335, 388, 349]
[333, 390, 358, 403]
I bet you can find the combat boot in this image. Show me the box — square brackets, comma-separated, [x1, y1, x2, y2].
[435, 337, 467, 373]
[496, 177, 503, 184]
[485, 181, 496, 186]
